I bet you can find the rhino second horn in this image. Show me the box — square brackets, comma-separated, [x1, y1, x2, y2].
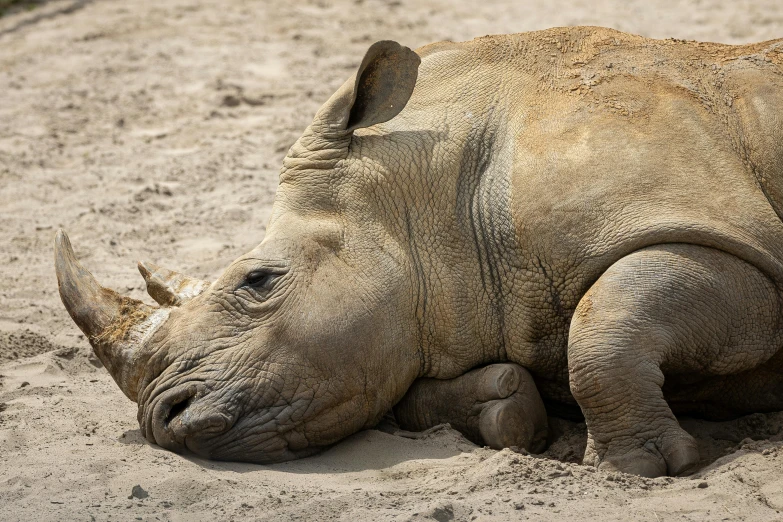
[137, 260, 210, 307]
[54, 230, 169, 401]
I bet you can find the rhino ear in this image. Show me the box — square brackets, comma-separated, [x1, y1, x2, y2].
[318, 41, 420, 134]
[345, 41, 421, 132]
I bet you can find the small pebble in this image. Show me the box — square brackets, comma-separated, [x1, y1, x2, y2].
[129, 485, 149, 499]
[697, 482, 709, 489]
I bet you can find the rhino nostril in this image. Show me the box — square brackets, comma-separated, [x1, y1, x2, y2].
[165, 395, 193, 426]
[147, 382, 233, 455]
[182, 404, 231, 435]
[147, 382, 202, 450]
[169, 398, 232, 439]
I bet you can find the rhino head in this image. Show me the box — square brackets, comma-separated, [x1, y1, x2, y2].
[55, 41, 423, 463]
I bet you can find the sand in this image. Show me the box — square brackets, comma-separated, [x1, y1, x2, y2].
[2, 0, 783, 520]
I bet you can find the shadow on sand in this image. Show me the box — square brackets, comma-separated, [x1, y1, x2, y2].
[0, 0, 94, 37]
[119, 425, 476, 475]
[118, 410, 783, 477]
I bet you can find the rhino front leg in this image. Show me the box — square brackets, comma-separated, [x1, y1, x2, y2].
[393, 364, 548, 452]
[569, 244, 783, 477]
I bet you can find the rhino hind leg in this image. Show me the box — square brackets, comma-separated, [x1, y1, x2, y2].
[569, 244, 783, 477]
[393, 363, 548, 452]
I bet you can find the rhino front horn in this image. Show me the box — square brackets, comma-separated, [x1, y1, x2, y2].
[54, 230, 169, 401]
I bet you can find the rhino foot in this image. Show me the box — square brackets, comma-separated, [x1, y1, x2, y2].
[393, 363, 548, 452]
[583, 425, 700, 478]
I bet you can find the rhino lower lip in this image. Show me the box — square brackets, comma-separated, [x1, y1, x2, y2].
[202, 429, 322, 464]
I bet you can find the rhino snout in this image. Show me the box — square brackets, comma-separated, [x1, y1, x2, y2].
[144, 382, 234, 456]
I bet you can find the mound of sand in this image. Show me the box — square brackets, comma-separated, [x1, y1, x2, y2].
[2, 0, 783, 520]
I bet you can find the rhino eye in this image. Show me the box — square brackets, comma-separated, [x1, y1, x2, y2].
[244, 270, 275, 290]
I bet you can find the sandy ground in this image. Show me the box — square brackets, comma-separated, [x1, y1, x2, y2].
[2, 0, 783, 520]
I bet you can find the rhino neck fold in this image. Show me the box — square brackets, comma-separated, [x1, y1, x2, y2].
[355, 119, 514, 380]
[281, 127, 350, 175]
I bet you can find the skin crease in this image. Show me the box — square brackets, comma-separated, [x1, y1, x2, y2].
[56, 27, 783, 476]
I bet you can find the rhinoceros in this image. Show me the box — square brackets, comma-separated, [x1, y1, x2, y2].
[55, 26, 783, 477]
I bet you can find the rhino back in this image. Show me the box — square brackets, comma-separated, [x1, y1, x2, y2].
[354, 28, 783, 391]
[501, 31, 783, 373]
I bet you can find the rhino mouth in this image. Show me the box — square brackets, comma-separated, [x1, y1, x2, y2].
[139, 379, 327, 463]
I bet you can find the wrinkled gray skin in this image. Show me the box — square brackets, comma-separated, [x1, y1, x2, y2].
[56, 27, 783, 477]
